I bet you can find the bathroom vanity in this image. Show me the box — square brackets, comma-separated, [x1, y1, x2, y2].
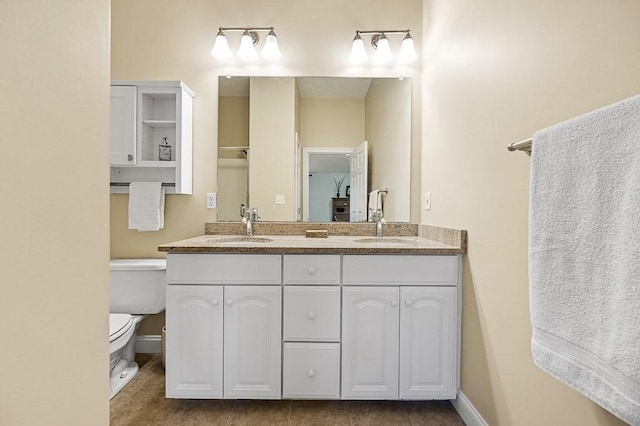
[159, 227, 465, 401]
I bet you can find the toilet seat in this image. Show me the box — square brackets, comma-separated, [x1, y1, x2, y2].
[110, 313, 134, 343]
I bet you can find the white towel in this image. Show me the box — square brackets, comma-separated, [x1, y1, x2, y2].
[368, 190, 380, 221]
[128, 182, 165, 231]
[529, 95, 640, 425]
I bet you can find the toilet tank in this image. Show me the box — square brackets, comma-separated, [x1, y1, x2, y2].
[110, 259, 166, 314]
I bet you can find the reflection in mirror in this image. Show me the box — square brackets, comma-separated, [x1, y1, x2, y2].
[217, 76, 411, 222]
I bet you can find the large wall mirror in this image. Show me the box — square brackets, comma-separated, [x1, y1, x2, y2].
[217, 76, 411, 223]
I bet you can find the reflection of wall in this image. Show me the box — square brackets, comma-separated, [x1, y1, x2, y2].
[218, 159, 247, 221]
[219, 96, 249, 159]
[249, 77, 296, 221]
[365, 79, 411, 222]
[309, 172, 350, 221]
[300, 98, 364, 148]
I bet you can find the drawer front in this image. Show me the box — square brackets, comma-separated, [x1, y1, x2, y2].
[283, 255, 341, 285]
[284, 286, 340, 342]
[167, 253, 281, 285]
[283, 342, 340, 399]
[342, 255, 458, 286]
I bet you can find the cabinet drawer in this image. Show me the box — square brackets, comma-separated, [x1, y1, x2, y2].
[342, 255, 458, 286]
[283, 342, 340, 399]
[283, 255, 341, 285]
[284, 286, 340, 342]
[167, 253, 281, 285]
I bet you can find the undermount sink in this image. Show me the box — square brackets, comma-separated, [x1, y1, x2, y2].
[206, 237, 273, 244]
[355, 237, 416, 245]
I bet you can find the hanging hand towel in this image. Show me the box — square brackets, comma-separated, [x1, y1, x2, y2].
[529, 94, 640, 425]
[368, 190, 380, 221]
[128, 182, 165, 231]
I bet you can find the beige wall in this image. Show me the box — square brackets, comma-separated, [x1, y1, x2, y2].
[300, 98, 365, 148]
[219, 96, 249, 159]
[0, 1, 110, 424]
[249, 77, 297, 220]
[422, 0, 640, 424]
[365, 78, 412, 222]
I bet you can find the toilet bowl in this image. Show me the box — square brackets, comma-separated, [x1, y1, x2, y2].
[109, 259, 166, 399]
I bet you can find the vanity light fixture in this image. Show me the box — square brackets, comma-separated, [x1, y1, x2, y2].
[349, 30, 418, 65]
[211, 27, 281, 62]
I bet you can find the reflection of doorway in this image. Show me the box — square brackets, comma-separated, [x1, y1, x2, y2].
[302, 147, 352, 221]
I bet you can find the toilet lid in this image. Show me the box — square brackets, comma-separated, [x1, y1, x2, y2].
[109, 313, 133, 343]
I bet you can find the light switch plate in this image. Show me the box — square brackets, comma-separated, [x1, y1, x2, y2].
[207, 192, 217, 209]
[275, 195, 285, 205]
[425, 192, 431, 210]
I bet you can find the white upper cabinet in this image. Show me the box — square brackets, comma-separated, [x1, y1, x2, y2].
[110, 80, 194, 194]
[110, 86, 137, 165]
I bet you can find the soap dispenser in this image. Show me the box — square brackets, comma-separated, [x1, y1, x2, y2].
[159, 136, 171, 161]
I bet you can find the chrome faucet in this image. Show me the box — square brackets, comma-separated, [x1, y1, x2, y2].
[373, 209, 385, 238]
[241, 207, 259, 237]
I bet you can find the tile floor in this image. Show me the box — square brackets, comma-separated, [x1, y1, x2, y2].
[110, 354, 465, 425]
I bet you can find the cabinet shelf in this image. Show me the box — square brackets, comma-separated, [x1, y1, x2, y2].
[142, 119, 177, 128]
[137, 160, 177, 168]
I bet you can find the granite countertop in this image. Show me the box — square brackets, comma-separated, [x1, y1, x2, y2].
[158, 234, 464, 255]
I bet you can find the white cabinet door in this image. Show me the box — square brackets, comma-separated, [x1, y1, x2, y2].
[110, 85, 136, 165]
[224, 286, 282, 399]
[166, 285, 223, 398]
[400, 287, 457, 399]
[342, 286, 399, 399]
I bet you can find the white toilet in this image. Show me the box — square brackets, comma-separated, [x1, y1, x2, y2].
[109, 259, 166, 399]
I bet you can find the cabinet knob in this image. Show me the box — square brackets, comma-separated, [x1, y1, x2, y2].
[211, 298, 219, 306]
[307, 368, 315, 378]
[404, 300, 413, 307]
[391, 300, 398, 307]
[127, 154, 133, 161]
[225, 299, 233, 306]
[307, 266, 317, 275]
[307, 312, 316, 320]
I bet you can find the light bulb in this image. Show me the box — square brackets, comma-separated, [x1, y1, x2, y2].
[373, 34, 392, 65]
[238, 31, 258, 61]
[397, 32, 418, 64]
[261, 29, 281, 61]
[349, 33, 368, 65]
[210, 30, 232, 61]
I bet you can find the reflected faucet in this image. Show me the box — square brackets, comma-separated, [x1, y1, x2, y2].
[241, 207, 259, 237]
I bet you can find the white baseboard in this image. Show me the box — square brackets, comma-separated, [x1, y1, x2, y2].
[451, 391, 488, 426]
[135, 334, 162, 354]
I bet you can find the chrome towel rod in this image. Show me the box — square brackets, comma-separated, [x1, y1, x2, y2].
[110, 182, 175, 187]
[508, 138, 532, 155]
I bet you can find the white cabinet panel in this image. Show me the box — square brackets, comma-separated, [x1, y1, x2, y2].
[166, 285, 223, 398]
[284, 286, 341, 342]
[342, 287, 399, 399]
[224, 286, 282, 399]
[283, 255, 341, 285]
[399, 287, 457, 399]
[110, 86, 136, 165]
[283, 342, 340, 399]
[167, 253, 281, 285]
[343, 255, 458, 286]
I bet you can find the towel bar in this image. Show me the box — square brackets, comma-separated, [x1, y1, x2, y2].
[508, 138, 532, 155]
[110, 182, 175, 187]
